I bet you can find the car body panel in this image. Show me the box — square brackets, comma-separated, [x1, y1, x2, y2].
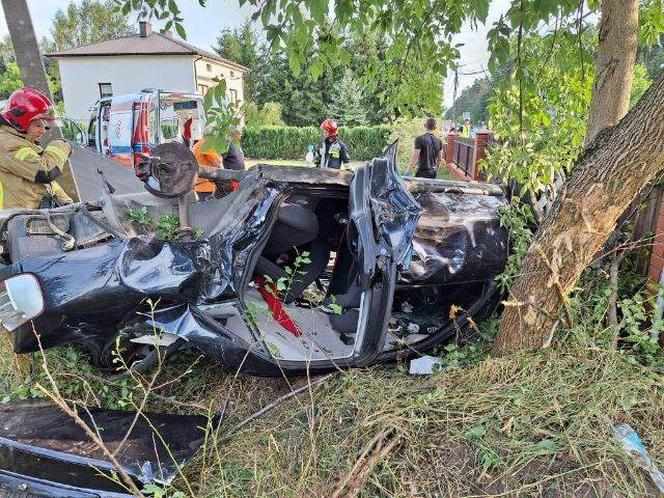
[0, 401, 209, 496]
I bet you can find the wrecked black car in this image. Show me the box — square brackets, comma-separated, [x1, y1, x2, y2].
[0, 143, 508, 377]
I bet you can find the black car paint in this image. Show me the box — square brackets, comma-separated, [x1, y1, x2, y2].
[0, 401, 208, 496]
[0, 143, 508, 492]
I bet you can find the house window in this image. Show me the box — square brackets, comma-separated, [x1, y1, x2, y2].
[206, 63, 212, 72]
[230, 70, 235, 78]
[198, 84, 208, 95]
[229, 89, 238, 104]
[98, 82, 113, 98]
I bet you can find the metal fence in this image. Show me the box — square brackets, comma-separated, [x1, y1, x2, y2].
[452, 137, 476, 176]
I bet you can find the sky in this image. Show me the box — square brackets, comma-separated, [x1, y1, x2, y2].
[0, 0, 512, 108]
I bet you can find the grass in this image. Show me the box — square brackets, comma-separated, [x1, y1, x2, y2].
[183, 345, 663, 497]
[2, 330, 661, 497]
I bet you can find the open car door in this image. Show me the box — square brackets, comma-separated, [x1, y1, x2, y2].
[346, 142, 421, 366]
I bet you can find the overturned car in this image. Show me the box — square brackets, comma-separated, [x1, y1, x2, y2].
[0, 143, 508, 377]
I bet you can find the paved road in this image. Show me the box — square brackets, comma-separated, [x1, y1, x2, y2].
[69, 146, 145, 202]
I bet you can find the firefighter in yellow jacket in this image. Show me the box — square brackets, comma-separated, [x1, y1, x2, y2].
[0, 87, 72, 209]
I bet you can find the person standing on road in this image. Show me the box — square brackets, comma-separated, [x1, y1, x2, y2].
[315, 119, 350, 169]
[0, 87, 73, 209]
[406, 117, 443, 179]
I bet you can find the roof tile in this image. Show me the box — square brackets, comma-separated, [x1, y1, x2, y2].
[47, 32, 249, 72]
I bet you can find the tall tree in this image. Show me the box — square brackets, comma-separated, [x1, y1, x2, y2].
[493, 72, 664, 354]
[445, 78, 492, 124]
[585, 0, 640, 143]
[328, 69, 368, 126]
[214, 20, 261, 103]
[50, 0, 134, 51]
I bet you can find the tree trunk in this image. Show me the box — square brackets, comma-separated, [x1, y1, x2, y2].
[0, 0, 79, 202]
[585, 0, 639, 144]
[493, 72, 664, 356]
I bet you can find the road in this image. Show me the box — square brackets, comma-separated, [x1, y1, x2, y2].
[69, 146, 144, 202]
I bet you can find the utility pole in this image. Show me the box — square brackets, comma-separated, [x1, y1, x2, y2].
[452, 67, 459, 124]
[1, 0, 79, 201]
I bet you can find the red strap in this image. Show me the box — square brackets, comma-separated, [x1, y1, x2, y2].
[254, 276, 302, 337]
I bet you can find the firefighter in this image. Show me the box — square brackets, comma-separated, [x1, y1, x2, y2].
[315, 119, 350, 169]
[0, 87, 73, 209]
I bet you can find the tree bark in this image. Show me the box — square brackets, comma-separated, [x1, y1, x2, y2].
[493, 72, 664, 356]
[0, 0, 79, 202]
[585, 0, 639, 144]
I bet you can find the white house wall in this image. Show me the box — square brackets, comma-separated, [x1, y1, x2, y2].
[194, 57, 245, 104]
[57, 55, 197, 122]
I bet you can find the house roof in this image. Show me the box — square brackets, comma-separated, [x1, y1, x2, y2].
[46, 31, 249, 73]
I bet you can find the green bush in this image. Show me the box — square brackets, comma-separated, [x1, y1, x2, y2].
[241, 125, 391, 161]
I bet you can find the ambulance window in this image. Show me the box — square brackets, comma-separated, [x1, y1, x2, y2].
[98, 83, 113, 98]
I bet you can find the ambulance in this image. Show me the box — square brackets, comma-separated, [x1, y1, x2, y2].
[87, 88, 205, 167]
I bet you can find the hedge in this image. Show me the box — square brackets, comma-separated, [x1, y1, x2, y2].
[241, 125, 392, 161]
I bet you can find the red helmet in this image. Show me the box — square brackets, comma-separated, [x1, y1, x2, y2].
[320, 119, 338, 138]
[1, 87, 57, 133]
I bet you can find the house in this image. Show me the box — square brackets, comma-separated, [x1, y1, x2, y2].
[47, 21, 248, 122]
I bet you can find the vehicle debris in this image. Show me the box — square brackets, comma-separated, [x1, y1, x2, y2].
[409, 355, 443, 375]
[0, 400, 209, 496]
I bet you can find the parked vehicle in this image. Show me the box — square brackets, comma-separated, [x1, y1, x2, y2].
[87, 88, 205, 168]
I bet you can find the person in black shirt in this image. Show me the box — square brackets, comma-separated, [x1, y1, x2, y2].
[222, 126, 246, 171]
[315, 119, 350, 169]
[406, 117, 443, 179]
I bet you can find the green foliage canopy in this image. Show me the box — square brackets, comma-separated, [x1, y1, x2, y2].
[52, 0, 134, 51]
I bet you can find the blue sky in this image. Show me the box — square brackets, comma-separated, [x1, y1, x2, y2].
[0, 0, 512, 107]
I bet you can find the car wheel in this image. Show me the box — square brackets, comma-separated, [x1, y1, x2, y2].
[96, 332, 183, 380]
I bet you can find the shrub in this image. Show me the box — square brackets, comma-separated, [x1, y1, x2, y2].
[241, 125, 391, 161]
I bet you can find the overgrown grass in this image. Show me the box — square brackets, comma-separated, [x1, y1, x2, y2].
[181, 344, 663, 497]
[0, 262, 662, 496]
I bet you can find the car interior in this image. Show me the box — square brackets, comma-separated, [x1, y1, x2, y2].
[236, 192, 366, 363]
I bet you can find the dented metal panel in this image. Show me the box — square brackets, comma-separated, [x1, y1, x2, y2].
[0, 401, 208, 495]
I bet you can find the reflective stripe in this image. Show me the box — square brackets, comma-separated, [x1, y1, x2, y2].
[44, 145, 68, 164]
[13, 147, 39, 161]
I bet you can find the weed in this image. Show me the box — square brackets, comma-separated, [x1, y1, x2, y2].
[496, 198, 535, 292]
[125, 205, 154, 234]
[156, 214, 181, 241]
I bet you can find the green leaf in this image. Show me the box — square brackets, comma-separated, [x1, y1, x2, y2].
[175, 22, 187, 39]
[310, 58, 324, 79]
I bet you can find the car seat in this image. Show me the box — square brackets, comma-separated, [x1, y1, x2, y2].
[255, 203, 330, 303]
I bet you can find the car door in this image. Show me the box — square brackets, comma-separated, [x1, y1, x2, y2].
[347, 142, 421, 365]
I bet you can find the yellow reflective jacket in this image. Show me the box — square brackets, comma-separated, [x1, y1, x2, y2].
[0, 125, 72, 209]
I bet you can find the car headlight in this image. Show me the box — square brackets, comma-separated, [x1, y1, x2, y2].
[0, 274, 45, 331]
